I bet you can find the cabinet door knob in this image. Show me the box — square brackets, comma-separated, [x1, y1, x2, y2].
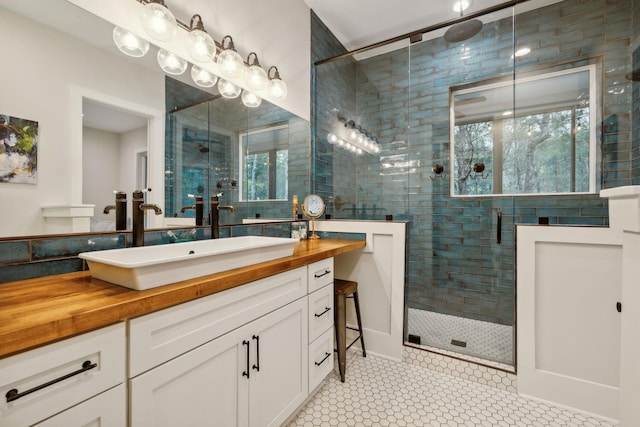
[616, 302, 622, 313]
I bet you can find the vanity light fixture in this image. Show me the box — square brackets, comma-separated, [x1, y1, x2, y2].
[185, 14, 216, 63]
[216, 36, 245, 79]
[241, 90, 263, 108]
[267, 66, 288, 101]
[113, 26, 149, 57]
[191, 64, 218, 87]
[112, 0, 288, 101]
[140, 0, 177, 42]
[218, 78, 242, 99]
[244, 53, 269, 91]
[157, 48, 187, 75]
[326, 119, 381, 155]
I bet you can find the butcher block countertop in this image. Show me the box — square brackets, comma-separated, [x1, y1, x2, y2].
[0, 238, 365, 359]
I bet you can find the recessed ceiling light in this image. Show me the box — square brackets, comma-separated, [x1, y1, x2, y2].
[502, 110, 513, 116]
[452, 0, 472, 13]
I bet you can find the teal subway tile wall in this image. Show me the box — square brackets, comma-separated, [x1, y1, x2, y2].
[312, 0, 638, 361]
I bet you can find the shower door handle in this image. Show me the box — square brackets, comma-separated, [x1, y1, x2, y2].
[497, 210, 502, 245]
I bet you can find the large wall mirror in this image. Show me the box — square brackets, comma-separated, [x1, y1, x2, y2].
[165, 77, 309, 226]
[0, 0, 309, 238]
[450, 62, 598, 197]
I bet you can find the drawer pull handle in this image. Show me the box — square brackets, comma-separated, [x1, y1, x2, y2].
[242, 340, 250, 378]
[315, 307, 331, 318]
[314, 270, 331, 279]
[5, 360, 97, 403]
[315, 352, 331, 366]
[252, 335, 260, 372]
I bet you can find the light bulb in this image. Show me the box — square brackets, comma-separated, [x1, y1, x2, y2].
[140, 2, 177, 42]
[216, 37, 244, 79]
[244, 65, 268, 91]
[268, 78, 288, 101]
[113, 26, 149, 57]
[191, 65, 218, 88]
[327, 133, 338, 144]
[218, 79, 241, 99]
[349, 129, 358, 140]
[186, 29, 216, 62]
[241, 90, 262, 108]
[157, 49, 187, 75]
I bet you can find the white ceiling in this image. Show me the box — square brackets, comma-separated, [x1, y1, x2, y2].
[304, 0, 562, 54]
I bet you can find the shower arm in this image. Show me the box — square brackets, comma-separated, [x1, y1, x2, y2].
[315, 0, 531, 66]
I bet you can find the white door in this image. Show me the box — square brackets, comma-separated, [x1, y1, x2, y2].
[130, 327, 249, 427]
[248, 298, 308, 427]
[517, 226, 622, 421]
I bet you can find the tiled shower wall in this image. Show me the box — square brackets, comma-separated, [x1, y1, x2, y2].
[313, 0, 636, 326]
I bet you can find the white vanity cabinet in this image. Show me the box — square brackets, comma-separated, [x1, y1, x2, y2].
[128, 267, 309, 427]
[306, 258, 335, 392]
[0, 323, 126, 427]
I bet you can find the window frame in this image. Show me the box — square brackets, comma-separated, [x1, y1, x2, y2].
[449, 64, 597, 197]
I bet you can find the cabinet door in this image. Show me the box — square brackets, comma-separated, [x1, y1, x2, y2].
[35, 384, 126, 427]
[130, 327, 249, 427]
[248, 298, 308, 427]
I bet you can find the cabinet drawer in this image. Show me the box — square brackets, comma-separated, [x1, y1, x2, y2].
[307, 258, 334, 293]
[308, 328, 334, 392]
[308, 283, 334, 343]
[35, 384, 126, 427]
[129, 266, 307, 377]
[0, 323, 125, 427]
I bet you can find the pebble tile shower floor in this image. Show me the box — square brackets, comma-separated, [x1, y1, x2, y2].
[287, 350, 615, 427]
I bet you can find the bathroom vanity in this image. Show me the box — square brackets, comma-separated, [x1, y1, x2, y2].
[0, 238, 364, 426]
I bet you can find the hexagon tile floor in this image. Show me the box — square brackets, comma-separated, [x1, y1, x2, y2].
[286, 350, 615, 427]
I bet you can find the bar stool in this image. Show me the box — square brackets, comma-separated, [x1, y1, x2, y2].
[334, 278, 366, 382]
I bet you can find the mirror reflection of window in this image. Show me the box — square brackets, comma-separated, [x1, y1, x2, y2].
[239, 124, 289, 201]
[451, 64, 596, 196]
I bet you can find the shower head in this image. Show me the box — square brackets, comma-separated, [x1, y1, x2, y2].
[198, 143, 210, 153]
[443, 18, 483, 43]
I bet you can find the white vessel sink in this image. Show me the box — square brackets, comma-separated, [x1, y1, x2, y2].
[79, 236, 298, 290]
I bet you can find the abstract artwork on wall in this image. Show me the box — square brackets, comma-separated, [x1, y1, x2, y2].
[0, 114, 38, 184]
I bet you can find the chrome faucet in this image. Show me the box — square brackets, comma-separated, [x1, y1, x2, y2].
[103, 191, 127, 231]
[210, 192, 234, 239]
[132, 189, 162, 247]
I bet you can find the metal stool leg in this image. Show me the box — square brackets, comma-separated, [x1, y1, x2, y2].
[334, 292, 347, 382]
[352, 290, 366, 357]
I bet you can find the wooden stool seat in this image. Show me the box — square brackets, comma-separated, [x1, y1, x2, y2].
[334, 278, 366, 382]
[334, 278, 358, 295]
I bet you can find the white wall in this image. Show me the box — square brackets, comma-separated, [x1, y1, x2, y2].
[119, 127, 148, 225]
[0, 7, 164, 237]
[82, 127, 121, 221]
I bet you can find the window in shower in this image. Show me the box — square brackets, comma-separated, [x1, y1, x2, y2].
[450, 64, 596, 196]
[239, 124, 289, 201]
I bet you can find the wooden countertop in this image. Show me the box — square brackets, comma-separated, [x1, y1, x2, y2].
[0, 238, 365, 359]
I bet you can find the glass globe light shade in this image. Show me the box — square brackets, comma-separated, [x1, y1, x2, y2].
[157, 49, 187, 75]
[186, 30, 216, 63]
[113, 26, 149, 57]
[327, 133, 338, 144]
[140, 2, 177, 42]
[216, 49, 244, 79]
[349, 129, 358, 140]
[218, 79, 241, 99]
[337, 139, 345, 147]
[241, 90, 262, 108]
[268, 78, 288, 101]
[243, 65, 268, 91]
[191, 65, 218, 88]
